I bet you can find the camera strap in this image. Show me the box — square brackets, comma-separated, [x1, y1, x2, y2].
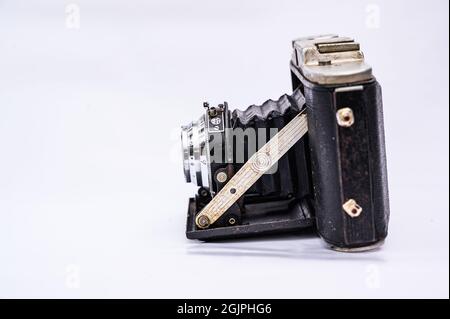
[195, 109, 308, 229]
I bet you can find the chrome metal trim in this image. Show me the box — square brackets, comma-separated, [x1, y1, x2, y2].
[292, 34, 373, 85]
[181, 114, 211, 188]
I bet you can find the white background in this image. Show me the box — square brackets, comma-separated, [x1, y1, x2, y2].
[0, 0, 448, 298]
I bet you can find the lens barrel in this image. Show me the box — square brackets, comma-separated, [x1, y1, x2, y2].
[181, 114, 210, 187]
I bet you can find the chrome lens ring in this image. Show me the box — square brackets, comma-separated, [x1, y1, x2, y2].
[181, 114, 210, 187]
[181, 125, 191, 183]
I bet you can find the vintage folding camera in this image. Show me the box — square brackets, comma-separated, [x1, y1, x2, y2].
[181, 35, 390, 251]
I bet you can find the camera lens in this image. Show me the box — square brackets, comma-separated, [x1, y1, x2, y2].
[181, 114, 211, 187]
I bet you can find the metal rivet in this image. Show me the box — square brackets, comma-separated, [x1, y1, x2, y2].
[199, 188, 209, 197]
[196, 215, 210, 228]
[343, 199, 363, 218]
[208, 108, 217, 117]
[228, 217, 236, 225]
[216, 172, 228, 183]
[336, 107, 355, 127]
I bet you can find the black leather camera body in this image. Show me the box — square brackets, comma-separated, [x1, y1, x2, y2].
[181, 35, 390, 251]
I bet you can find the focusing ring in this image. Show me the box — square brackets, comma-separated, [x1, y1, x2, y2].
[181, 114, 210, 187]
